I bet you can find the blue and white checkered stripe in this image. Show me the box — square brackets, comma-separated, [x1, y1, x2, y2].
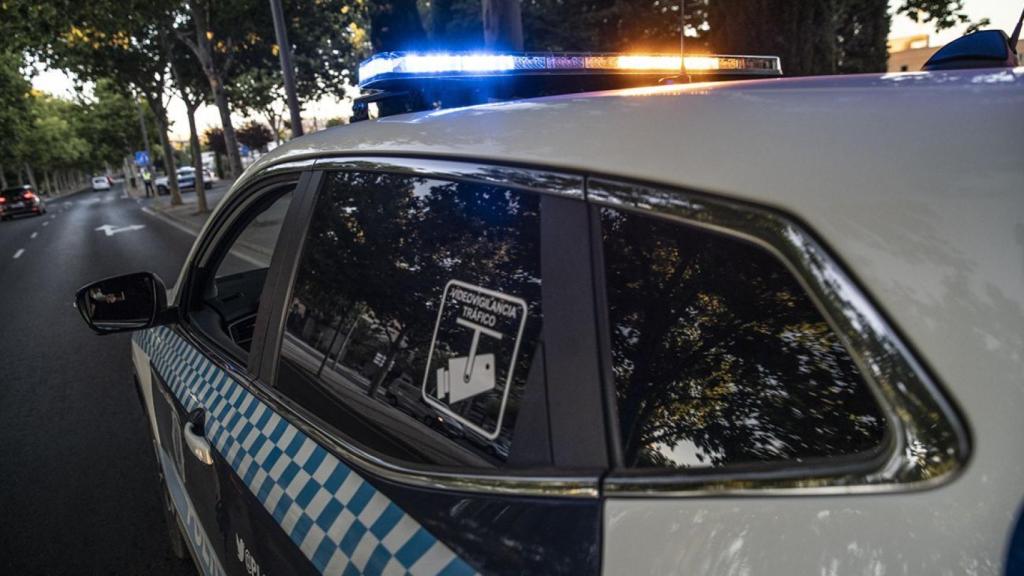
[137, 327, 476, 576]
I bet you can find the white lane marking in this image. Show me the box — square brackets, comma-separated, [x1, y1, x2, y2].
[13, 249, 24, 259]
[42, 221, 49, 227]
[30, 232, 38, 239]
[49, 214, 56, 219]
[95, 224, 146, 236]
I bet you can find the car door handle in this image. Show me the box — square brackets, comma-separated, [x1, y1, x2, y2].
[183, 410, 214, 466]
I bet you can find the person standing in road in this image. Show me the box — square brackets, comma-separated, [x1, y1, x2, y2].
[142, 168, 154, 197]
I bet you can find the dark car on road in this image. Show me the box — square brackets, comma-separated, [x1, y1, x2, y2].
[0, 185, 46, 220]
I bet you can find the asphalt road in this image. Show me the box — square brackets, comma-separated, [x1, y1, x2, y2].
[0, 184, 198, 575]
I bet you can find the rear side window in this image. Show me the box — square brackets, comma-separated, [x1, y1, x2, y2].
[600, 207, 887, 470]
[2, 188, 29, 199]
[276, 171, 545, 469]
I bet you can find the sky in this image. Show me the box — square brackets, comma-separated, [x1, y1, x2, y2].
[30, 0, 1022, 141]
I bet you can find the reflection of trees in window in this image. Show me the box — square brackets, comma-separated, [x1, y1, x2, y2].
[285, 171, 542, 457]
[602, 208, 886, 469]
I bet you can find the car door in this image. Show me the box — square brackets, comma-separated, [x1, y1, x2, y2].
[243, 159, 609, 575]
[138, 171, 308, 576]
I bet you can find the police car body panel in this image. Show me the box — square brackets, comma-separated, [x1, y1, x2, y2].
[80, 60, 1023, 575]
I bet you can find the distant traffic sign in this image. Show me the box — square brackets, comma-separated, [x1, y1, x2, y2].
[134, 151, 150, 167]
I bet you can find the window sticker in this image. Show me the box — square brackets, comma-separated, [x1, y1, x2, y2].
[422, 280, 528, 440]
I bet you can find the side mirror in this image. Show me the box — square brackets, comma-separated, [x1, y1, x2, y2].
[75, 272, 172, 334]
[922, 30, 1018, 71]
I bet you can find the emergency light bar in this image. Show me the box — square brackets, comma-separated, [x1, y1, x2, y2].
[358, 51, 782, 88]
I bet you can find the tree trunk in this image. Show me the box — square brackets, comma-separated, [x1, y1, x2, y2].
[187, 104, 208, 213]
[149, 96, 182, 206]
[44, 171, 53, 196]
[210, 78, 243, 178]
[482, 0, 523, 50]
[24, 162, 38, 191]
[188, 0, 244, 178]
[0, 163, 7, 189]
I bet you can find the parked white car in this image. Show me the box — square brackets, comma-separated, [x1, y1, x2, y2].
[155, 166, 215, 195]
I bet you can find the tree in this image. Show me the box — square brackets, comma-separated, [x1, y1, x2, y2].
[708, 0, 984, 76]
[897, 0, 990, 32]
[6, 0, 185, 202]
[74, 79, 141, 171]
[166, 32, 211, 212]
[230, 69, 287, 143]
[235, 121, 275, 152]
[0, 51, 32, 188]
[708, 0, 839, 76]
[483, 0, 522, 49]
[427, 0, 483, 48]
[369, 0, 428, 51]
[176, 0, 247, 179]
[19, 92, 90, 194]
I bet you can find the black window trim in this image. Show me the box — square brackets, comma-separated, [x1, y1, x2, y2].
[250, 156, 605, 499]
[588, 176, 971, 497]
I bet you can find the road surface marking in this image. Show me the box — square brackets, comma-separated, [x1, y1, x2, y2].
[30, 232, 38, 239]
[95, 224, 146, 236]
[13, 249, 24, 259]
[42, 221, 49, 227]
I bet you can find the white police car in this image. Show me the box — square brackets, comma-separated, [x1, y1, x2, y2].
[76, 30, 1023, 576]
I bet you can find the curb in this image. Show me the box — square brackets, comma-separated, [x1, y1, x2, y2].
[140, 206, 205, 238]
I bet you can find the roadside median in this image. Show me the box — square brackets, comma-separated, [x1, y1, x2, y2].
[139, 181, 232, 237]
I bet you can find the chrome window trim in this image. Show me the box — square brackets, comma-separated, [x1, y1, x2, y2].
[314, 156, 585, 199]
[174, 321, 600, 498]
[589, 177, 970, 497]
[242, 372, 600, 498]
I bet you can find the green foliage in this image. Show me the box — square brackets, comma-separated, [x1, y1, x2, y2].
[74, 80, 142, 169]
[523, 0, 708, 52]
[1, 55, 134, 175]
[204, 127, 227, 155]
[235, 120, 275, 151]
[427, 0, 707, 52]
[0, 52, 32, 163]
[19, 93, 91, 173]
[897, 0, 988, 32]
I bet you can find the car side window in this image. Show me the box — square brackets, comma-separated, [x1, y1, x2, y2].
[188, 187, 293, 358]
[276, 171, 546, 470]
[600, 206, 887, 470]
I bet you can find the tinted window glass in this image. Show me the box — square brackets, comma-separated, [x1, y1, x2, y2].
[2, 187, 30, 199]
[601, 207, 886, 469]
[277, 171, 544, 469]
[192, 190, 292, 353]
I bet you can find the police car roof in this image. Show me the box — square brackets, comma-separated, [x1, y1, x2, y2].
[243, 68, 1022, 212]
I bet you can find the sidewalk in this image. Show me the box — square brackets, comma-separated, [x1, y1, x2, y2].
[139, 179, 233, 235]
